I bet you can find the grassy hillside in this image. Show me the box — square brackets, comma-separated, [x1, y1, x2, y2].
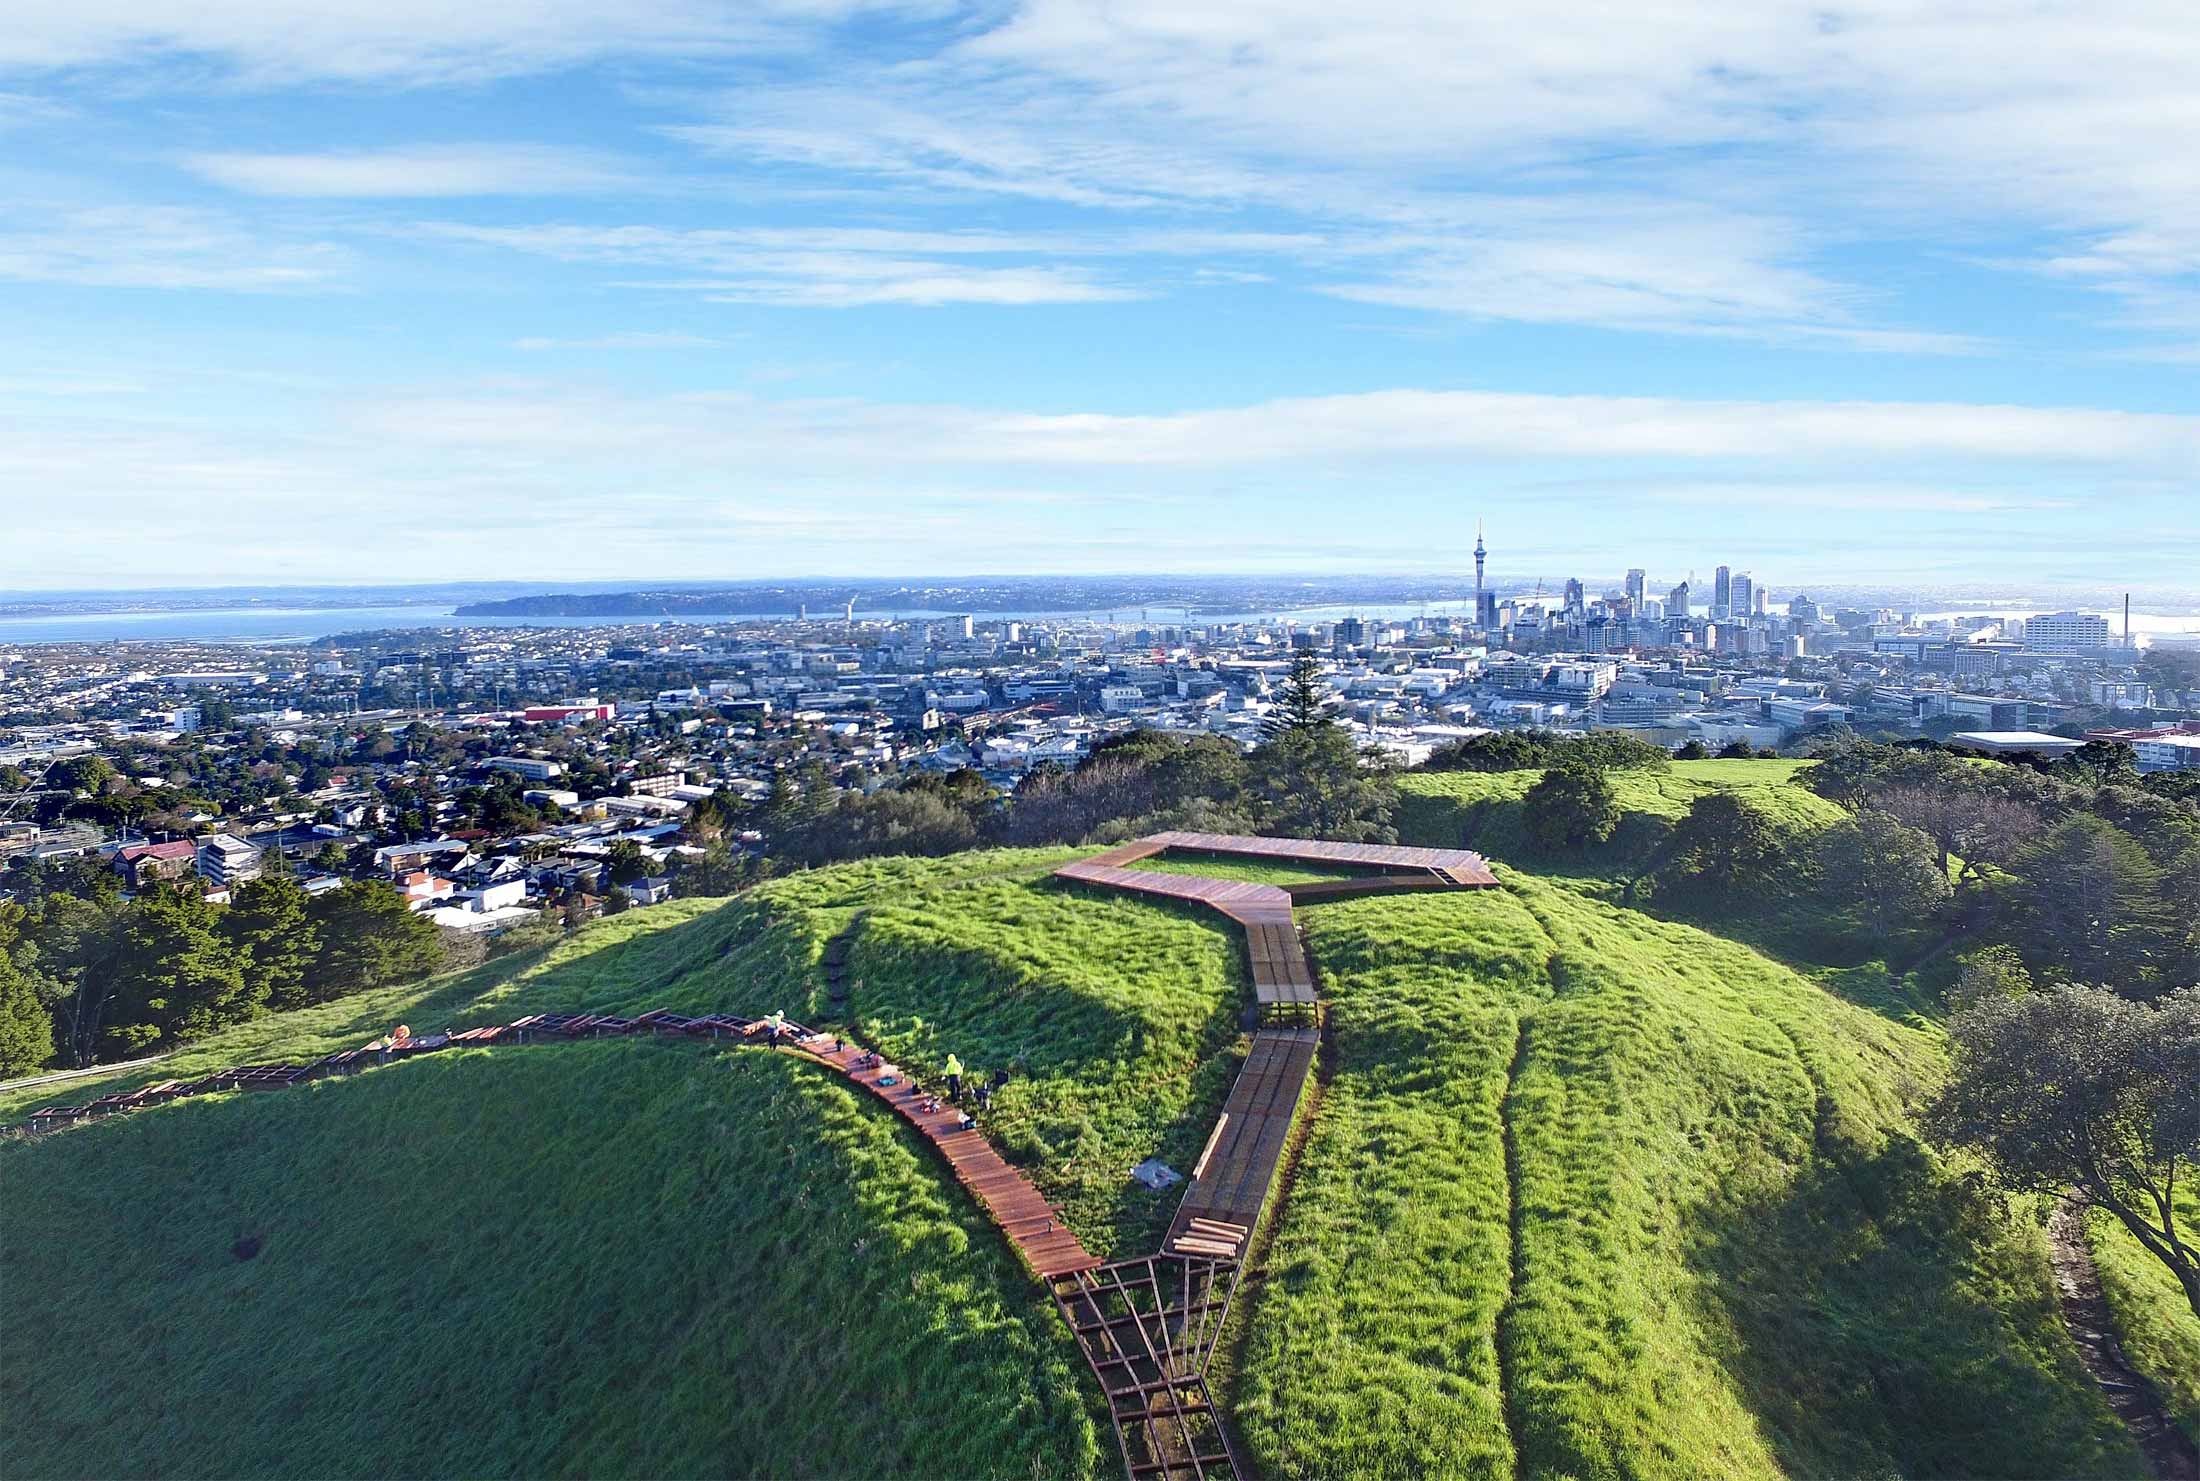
[1229, 875, 2140, 1481]
[0, 1040, 1099, 1481]
[844, 874, 1247, 1257]
[0, 847, 1083, 1124]
[2088, 1191, 2200, 1446]
[1397, 758, 1843, 882]
[1, 832, 2152, 1480]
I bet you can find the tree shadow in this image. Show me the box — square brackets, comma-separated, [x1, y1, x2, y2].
[1687, 1135, 2142, 1479]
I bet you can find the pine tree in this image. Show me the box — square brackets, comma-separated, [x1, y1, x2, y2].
[223, 872, 320, 1011]
[1263, 651, 1334, 739]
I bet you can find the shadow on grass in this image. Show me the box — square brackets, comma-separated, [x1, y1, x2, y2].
[1689, 1135, 2144, 1480]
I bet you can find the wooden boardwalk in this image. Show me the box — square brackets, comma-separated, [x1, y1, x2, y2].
[1051, 832, 1496, 1480]
[1163, 1026, 1318, 1258]
[786, 1034, 1101, 1278]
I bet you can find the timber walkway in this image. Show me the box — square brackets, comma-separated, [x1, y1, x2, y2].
[1050, 833, 1497, 1480]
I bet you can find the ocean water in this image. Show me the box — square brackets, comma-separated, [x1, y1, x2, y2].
[0, 599, 2193, 646]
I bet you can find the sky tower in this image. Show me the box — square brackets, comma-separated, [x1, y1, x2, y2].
[1473, 520, 1487, 623]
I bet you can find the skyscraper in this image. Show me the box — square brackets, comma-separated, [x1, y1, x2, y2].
[1563, 577, 1585, 618]
[1729, 572, 1754, 621]
[1713, 565, 1732, 619]
[1625, 568, 1647, 608]
[1667, 581, 1691, 618]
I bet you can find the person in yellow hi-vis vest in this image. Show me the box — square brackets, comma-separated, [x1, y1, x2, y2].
[944, 1053, 965, 1103]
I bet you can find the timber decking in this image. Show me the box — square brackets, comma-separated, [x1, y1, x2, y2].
[787, 1035, 1102, 1279]
[1140, 830, 1499, 882]
[1165, 1027, 1318, 1255]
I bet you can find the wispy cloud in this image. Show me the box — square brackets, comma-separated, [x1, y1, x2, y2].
[0, 205, 346, 290]
[427, 221, 1144, 305]
[183, 145, 633, 198]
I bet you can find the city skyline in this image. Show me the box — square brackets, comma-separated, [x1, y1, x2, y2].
[2, 2, 2196, 587]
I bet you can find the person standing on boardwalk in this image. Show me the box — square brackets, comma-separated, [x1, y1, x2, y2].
[944, 1052, 965, 1102]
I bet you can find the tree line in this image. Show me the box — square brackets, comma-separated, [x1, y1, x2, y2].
[0, 862, 443, 1077]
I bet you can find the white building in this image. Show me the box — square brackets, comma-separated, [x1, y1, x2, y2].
[195, 833, 264, 886]
[485, 755, 564, 782]
[2020, 611, 2114, 654]
[2133, 735, 2200, 773]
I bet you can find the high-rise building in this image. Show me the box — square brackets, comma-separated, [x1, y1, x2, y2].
[1667, 581, 1691, 618]
[1789, 593, 1820, 626]
[1729, 572, 1754, 621]
[1712, 566, 1732, 618]
[1563, 577, 1585, 617]
[1625, 569, 1647, 608]
[1753, 587, 1770, 616]
[1335, 616, 1368, 650]
[2021, 610, 2113, 654]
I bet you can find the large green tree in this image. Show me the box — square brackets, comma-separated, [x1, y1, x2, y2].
[1248, 726, 1396, 843]
[1262, 650, 1335, 739]
[107, 887, 258, 1050]
[1654, 791, 1785, 905]
[305, 881, 444, 1002]
[1931, 984, 2200, 1321]
[1814, 809, 1950, 941]
[1525, 762, 1620, 854]
[222, 872, 321, 1012]
[2010, 815, 2170, 994]
[0, 905, 56, 1077]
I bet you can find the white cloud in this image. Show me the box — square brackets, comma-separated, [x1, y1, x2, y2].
[0, 206, 346, 290]
[183, 145, 632, 198]
[0, 1, 912, 83]
[7, 382, 2194, 585]
[336, 384, 2200, 470]
[426, 222, 1142, 306]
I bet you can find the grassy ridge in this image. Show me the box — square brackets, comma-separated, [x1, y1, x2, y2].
[1228, 878, 2141, 1480]
[1396, 758, 1843, 881]
[0, 848, 1087, 1124]
[846, 876, 1247, 1256]
[0, 1041, 1100, 1481]
[2088, 1192, 2200, 1446]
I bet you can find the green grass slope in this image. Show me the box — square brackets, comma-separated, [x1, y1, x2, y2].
[1397, 758, 1843, 881]
[0, 1040, 1099, 1481]
[1230, 875, 2141, 1481]
[843, 873, 1247, 1257]
[0, 847, 1084, 1124]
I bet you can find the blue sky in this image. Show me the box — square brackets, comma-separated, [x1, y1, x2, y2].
[1, 1, 2195, 594]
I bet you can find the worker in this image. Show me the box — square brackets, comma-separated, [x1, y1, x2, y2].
[766, 1009, 786, 1044]
[944, 1052, 965, 1103]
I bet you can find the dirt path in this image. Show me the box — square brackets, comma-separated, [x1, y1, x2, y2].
[2047, 1200, 2199, 1480]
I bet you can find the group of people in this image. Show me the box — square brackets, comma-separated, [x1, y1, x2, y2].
[756, 1011, 1010, 1128]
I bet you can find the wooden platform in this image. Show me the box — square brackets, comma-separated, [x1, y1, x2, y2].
[1164, 1026, 1318, 1256]
[1140, 830, 1498, 883]
[787, 1035, 1103, 1279]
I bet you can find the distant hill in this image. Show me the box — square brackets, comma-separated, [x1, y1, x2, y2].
[0, 804, 2147, 1479]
